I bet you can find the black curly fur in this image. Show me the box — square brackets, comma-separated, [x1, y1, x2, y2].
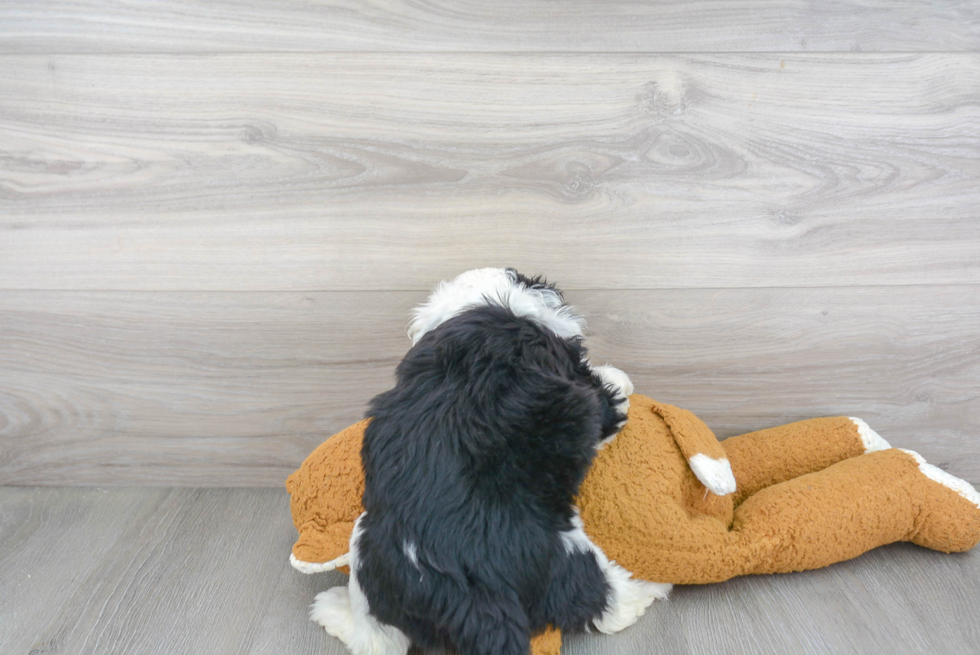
[356, 301, 627, 654]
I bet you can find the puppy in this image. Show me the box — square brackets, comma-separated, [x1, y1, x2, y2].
[311, 268, 669, 655]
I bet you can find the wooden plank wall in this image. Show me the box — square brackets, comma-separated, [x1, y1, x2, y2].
[1, 2, 977, 486]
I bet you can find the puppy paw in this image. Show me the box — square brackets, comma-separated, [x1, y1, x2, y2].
[593, 563, 671, 634]
[592, 365, 633, 446]
[593, 364, 634, 403]
[312, 585, 413, 655]
[311, 586, 355, 644]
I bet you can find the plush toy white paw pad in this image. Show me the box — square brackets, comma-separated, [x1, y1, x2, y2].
[900, 449, 980, 509]
[849, 417, 891, 453]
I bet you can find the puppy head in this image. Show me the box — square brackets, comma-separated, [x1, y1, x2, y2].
[407, 267, 585, 344]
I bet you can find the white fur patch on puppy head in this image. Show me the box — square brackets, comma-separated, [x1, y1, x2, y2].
[407, 268, 585, 344]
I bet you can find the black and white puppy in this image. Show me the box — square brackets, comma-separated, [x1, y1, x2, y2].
[311, 268, 670, 655]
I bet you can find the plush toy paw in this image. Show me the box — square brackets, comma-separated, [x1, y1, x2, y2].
[900, 450, 980, 510]
[291, 552, 349, 574]
[896, 449, 980, 554]
[849, 417, 891, 452]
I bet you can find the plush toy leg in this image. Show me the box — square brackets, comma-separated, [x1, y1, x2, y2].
[728, 448, 980, 576]
[723, 416, 890, 505]
[639, 448, 980, 584]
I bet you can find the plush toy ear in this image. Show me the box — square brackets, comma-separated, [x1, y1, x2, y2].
[650, 402, 736, 496]
[286, 419, 369, 574]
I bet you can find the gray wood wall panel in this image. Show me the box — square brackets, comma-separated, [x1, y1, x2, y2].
[3, 487, 979, 655]
[2, 287, 977, 487]
[2, 54, 978, 291]
[1, 1, 977, 53]
[0, 290, 418, 486]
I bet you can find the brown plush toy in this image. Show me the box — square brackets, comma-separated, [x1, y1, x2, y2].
[287, 394, 980, 655]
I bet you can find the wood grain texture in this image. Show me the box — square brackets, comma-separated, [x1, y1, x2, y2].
[1, 286, 977, 487]
[2, 53, 978, 291]
[0, 487, 160, 651]
[1, 1, 978, 54]
[0, 487, 352, 655]
[2, 487, 979, 655]
[571, 542, 980, 654]
[0, 290, 421, 486]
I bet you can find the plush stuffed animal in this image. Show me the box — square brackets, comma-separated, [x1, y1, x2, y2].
[287, 394, 980, 655]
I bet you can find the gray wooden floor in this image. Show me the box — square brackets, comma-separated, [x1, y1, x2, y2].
[3, 487, 979, 655]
